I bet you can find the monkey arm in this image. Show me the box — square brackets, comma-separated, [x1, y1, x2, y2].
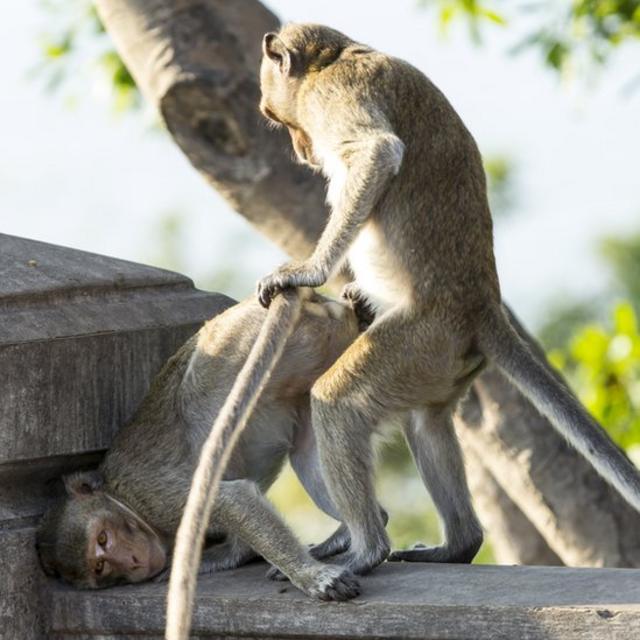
[257, 132, 404, 308]
[309, 133, 405, 273]
[198, 536, 259, 573]
[211, 479, 359, 600]
[212, 480, 312, 571]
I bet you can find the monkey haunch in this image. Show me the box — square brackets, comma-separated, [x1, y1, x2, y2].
[257, 23, 640, 575]
[37, 292, 362, 600]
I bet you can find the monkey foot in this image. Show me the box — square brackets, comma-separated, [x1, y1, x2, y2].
[388, 541, 480, 564]
[268, 529, 353, 581]
[333, 545, 389, 576]
[309, 536, 351, 561]
[306, 565, 361, 601]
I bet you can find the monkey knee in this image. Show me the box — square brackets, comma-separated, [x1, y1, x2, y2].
[311, 371, 345, 405]
[311, 368, 374, 410]
[217, 480, 262, 514]
[225, 479, 261, 499]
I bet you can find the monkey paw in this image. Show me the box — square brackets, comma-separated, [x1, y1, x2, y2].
[257, 261, 327, 308]
[309, 536, 351, 560]
[305, 565, 361, 601]
[333, 545, 389, 576]
[341, 282, 376, 331]
[388, 540, 480, 564]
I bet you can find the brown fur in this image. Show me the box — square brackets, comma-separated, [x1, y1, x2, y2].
[37, 292, 362, 606]
[257, 23, 640, 575]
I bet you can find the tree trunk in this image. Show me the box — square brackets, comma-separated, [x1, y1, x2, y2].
[95, 0, 640, 566]
[96, 0, 329, 261]
[462, 445, 563, 566]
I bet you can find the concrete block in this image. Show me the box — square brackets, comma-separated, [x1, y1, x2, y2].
[0, 234, 232, 640]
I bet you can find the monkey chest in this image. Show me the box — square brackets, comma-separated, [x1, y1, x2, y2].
[348, 224, 410, 312]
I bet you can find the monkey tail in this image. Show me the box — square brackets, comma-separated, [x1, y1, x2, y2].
[478, 304, 640, 513]
[166, 287, 309, 640]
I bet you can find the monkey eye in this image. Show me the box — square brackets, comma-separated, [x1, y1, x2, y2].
[97, 531, 107, 547]
[95, 559, 105, 575]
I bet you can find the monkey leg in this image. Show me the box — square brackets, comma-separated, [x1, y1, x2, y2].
[310, 389, 389, 574]
[309, 506, 389, 561]
[152, 538, 258, 583]
[199, 536, 260, 573]
[293, 398, 395, 573]
[290, 413, 373, 561]
[388, 407, 483, 563]
[310, 337, 394, 574]
[310, 310, 478, 574]
[213, 480, 360, 601]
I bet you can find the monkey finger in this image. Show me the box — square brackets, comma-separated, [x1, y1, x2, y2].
[257, 279, 280, 308]
[317, 569, 361, 601]
[340, 283, 356, 301]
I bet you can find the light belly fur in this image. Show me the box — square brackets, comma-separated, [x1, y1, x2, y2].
[348, 224, 410, 313]
[320, 148, 410, 313]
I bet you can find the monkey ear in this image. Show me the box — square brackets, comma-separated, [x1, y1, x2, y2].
[262, 33, 292, 75]
[63, 470, 104, 498]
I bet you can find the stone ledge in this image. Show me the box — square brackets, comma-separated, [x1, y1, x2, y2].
[0, 233, 234, 466]
[0, 234, 235, 640]
[48, 562, 640, 639]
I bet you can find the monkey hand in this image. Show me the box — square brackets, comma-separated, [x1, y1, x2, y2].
[257, 261, 327, 308]
[341, 282, 376, 331]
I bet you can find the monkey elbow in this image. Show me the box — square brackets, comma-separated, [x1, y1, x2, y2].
[374, 134, 405, 177]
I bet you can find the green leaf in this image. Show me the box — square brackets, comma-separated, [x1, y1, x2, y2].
[479, 8, 506, 25]
[613, 302, 638, 336]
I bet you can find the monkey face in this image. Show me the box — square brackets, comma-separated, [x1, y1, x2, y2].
[259, 32, 303, 132]
[82, 505, 167, 588]
[36, 471, 167, 589]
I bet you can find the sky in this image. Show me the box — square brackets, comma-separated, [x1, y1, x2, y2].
[1, 2, 639, 328]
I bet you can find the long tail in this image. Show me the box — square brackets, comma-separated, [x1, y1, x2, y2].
[166, 288, 307, 640]
[478, 305, 640, 513]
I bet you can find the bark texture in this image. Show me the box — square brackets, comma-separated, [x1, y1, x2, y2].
[96, 0, 329, 260]
[95, 0, 640, 566]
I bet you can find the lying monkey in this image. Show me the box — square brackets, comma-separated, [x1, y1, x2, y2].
[36, 291, 365, 601]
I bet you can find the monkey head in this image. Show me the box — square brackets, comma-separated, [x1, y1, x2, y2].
[36, 470, 167, 588]
[259, 24, 352, 168]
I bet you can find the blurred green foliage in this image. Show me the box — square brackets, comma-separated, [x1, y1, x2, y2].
[36, 0, 140, 111]
[422, 0, 640, 74]
[548, 302, 640, 450]
[540, 231, 640, 456]
[601, 232, 640, 303]
[484, 155, 517, 219]
[540, 232, 640, 351]
[38, 0, 640, 113]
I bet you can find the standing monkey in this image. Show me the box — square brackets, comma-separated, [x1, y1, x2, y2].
[257, 23, 640, 575]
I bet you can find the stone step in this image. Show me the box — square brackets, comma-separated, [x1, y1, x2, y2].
[48, 562, 640, 639]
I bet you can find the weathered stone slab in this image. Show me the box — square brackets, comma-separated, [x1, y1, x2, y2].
[0, 233, 233, 466]
[0, 234, 233, 640]
[48, 562, 640, 639]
